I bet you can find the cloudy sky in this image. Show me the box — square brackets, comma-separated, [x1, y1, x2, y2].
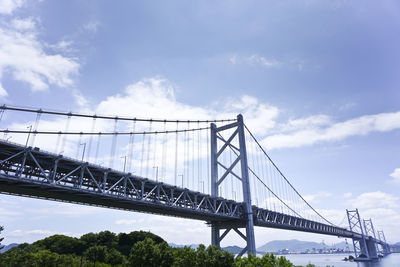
[0, 0, 399, 247]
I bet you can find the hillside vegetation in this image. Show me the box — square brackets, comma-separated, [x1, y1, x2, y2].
[0, 230, 304, 267]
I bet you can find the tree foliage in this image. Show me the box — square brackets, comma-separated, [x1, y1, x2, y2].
[0, 230, 298, 267]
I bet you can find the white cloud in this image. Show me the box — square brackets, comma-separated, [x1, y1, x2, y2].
[11, 17, 35, 30]
[246, 54, 281, 68]
[389, 168, 400, 184]
[281, 114, 332, 132]
[0, 82, 7, 97]
[0, 0, 24, 15]
[350, 191, 399, 210]
[50, 40, 74, 52]
[263, 111, 400, 149]
[115, 219, 144, 225]
[0, 2, 79, 96]
[8, 229, 74, 237]
[343, 192, 352, 198]
[95, 78, 278, 136]
[83, 21, 100, 33]
[303, 191, 332, 203]
[0, 27, 79, 92]
[229, 54, 281, 68]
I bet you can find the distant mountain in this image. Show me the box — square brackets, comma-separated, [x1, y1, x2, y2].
[169, 243, 199, 249]
[257, 239, 347, 253]
[222, 246, 243, 254]
[169, 243, 243, 253]
[0, 243, 19, 253]
[391, 242, 400, 248]
[169, 239, 348, 254]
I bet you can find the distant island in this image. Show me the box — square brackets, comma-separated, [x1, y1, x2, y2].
[170, 239, 351, 255]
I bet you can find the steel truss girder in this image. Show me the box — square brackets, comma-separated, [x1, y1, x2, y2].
[0, 140, 391, 257]
[0, 141, 244, 221]
[253, 208, 354, 237]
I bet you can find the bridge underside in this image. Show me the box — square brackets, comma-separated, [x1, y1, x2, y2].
[0, 176, 238, 222]
[0, 173, 354, 238]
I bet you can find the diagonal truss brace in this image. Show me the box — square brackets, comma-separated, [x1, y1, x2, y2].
[347, 209, 370, 259]
[210, 114, 256, 255]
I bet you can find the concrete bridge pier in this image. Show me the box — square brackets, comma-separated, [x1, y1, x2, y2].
[365, 239, 378, 259]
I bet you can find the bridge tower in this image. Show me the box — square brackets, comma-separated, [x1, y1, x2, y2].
[346, 209, 370, 260]
[377, 230, 390, 255]
[210, 114, 256, 257]
[363, 219, 379, 259]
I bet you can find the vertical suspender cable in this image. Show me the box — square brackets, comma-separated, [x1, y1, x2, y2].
[163, 129, 169, 183]
[153, 131, 158, 181]
[109, 118, 118, 168]
[76, 133, 83, 159]
[191, 126, 195, 190]
[140, 131, 145, 176]
[174, 122, 178, 186]
[127, 121, 136, 173]
[183, 129, 188, 188]
[206, 127, 210, 194]
[161, 121, 167, 182]
[186, 122, 190, 188]
[55, 133, 61, 154]
[30, 111, 42, 147]
[223, 146, 228, 198]
[259, 149, 267, 209]
[198, 122, 201, 192]
[87, 117, 97, 161]
[95, 133, 102, 165]
[145, 121, 152, 178]
[60, 115, 71, 154]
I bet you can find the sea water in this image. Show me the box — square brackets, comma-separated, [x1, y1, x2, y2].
[281, 253, 400, 267]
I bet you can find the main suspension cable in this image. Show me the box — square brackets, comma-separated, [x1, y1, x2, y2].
[0, 127, 210, 135]
[0, 105, 235, 123]
[244, 124, 336, 226]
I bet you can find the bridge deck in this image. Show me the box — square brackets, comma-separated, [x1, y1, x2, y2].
[0, 140, 382, 243]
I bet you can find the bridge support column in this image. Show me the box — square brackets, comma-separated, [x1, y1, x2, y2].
[347, 209, 370, 260]
[363, 219, 379, 259]
[211, 222, 220, 249]
[377, 230, 390, 255]
[210, 114, 256, 256]
[365, 239, 378, 259]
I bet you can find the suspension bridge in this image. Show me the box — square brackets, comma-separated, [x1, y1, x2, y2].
[0, 105, 391, 261]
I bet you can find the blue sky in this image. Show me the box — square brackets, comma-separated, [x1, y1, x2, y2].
[0, 0, 399, 247]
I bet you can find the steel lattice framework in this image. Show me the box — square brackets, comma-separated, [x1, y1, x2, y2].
[0, 141, 388, 243]
[0, 106, 391, 261]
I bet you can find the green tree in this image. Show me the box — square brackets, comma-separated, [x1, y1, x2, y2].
[97, 231, 118, 248]
[0, 249, 85, 267]
[0, 226, 4, 250]
[172, 246, 197, 266]
[33, 234, 84, 255]
[117, 231, 165, 256]
[81, 233, 99, 249]
[84, 246, 108, 267]
[204, 245, 234, 267]
[127, 238, 173, 267]
[105, 248, 125, 266]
